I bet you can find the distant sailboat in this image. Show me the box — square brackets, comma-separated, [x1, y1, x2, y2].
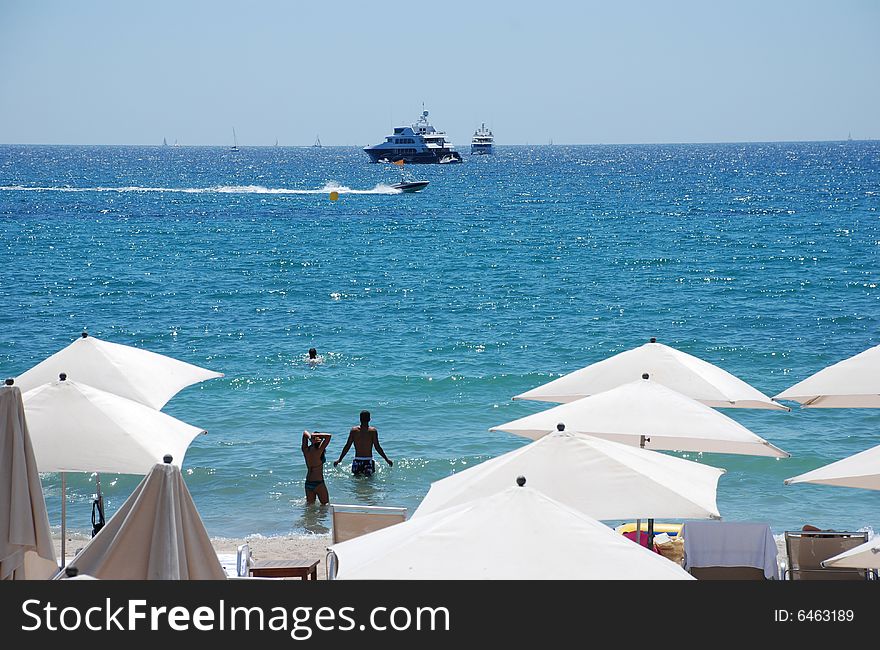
[313, 135, 322, 148]
[162, 137, 168, 147]
[173, 139, 179, 147]
[231, 128, 240, 152]
[274, 137, 279, 147]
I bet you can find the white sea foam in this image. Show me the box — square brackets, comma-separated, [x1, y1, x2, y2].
[0, 183, 401, 195]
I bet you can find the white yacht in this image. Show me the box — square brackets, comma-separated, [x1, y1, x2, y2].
[471, 123, 494, 155]
[364, 110, 462, 164]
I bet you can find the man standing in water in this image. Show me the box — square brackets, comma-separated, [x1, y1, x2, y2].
[302, 430, 331, 504]
[333, 410, 393, 477]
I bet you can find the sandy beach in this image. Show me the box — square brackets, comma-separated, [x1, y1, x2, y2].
[52, 531, 791, 580]
[54, 532, 333, 580]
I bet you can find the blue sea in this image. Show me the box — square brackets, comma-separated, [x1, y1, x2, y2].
[1, 142, 878, 538]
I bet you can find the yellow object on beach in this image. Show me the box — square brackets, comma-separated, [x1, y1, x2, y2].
[393, 159, 404, 166]
[329, 191, 339, 201]
[616, 522, 683, 536]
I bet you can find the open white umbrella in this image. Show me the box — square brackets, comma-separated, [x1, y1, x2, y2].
[822, 536, 880, 570]
[22, 375, 205, 564]
[515, 339, 786, 410]
[413, 430, 724, 520]
[15, 332, 223, 410]
[0, 383, 57, 580]
[494, 376, 789, 458]
[784, 443, 880, 490]
[330, 479, 694, 580]
[16, 333, 221, 543]
[62, 457, 225, 579]
[774, 343, 880, 408]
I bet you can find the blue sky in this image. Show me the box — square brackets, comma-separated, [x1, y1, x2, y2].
[1, 0, 877, 145]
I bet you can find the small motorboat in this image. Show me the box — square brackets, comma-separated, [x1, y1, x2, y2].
[438, 154, 462, 164]
[391, 180, 429, 193]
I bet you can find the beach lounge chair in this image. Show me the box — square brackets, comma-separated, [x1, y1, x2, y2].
[327, 504, 407, 579]
[236, 543, 252, 577]
[783, 530, 870, 580]
[330, 504, 408, 544]
[680, 521, 779, 580]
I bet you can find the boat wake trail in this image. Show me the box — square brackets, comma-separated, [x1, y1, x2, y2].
[0, 183, 402, 195]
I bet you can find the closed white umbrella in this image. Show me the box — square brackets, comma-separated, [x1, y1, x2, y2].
[784, 443, 880, 491]
[15, 332, 223, 410]
[494, 377, 789, 458]
[515, 339, 786, 410]
[331, 480, 694, 580]
[0, 383, 57, 579]
[774, 343, 880, 408]
[63, 457, 225, 579]
[822, 536, 880, 570]
[414, 430, 724, 520]
[22, 375, 205, 564]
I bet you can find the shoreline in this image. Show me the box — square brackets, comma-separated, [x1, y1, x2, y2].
[53, 532, 332, 580]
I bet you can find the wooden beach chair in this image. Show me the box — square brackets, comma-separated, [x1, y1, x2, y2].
[783, 530, 870, 580]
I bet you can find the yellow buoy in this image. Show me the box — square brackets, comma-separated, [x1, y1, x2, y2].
[329, 190, 339, 201]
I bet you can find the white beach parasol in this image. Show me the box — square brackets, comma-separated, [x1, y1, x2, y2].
[0, 383, 57, 579]
[413, 429, 725, 520]
[494, 376, 789, 458]
[15, 332, 223, 410]
[330, 479, 694, 580]
[821, 536, 880, 571]
[22, 375, 205, 564]
[784, 443, 880, 491]
[774, 343, 880, 408]
[515, 338, 786, 410]
[62, 457, 225, 579]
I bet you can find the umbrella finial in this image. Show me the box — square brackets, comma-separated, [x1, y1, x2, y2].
[65, 566, 79, 578]
[4, 378, 12, 386]
[81, 331, 89, 338]
[163, 454, 173, 464]
[59, 373, 67, 381]
[556, 423, 565, 431]
[516, 476, 526, 487]
[642, 373, 650, 380]
[649, 337, 656, 343]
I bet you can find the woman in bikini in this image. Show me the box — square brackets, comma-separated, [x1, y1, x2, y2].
[302, 430, 331, 505]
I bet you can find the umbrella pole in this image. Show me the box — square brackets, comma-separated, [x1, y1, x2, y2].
[60, 472, 66, 569]
[634, 434, 649, 548]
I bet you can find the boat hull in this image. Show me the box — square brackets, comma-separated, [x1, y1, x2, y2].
[391, 181, 429, 193]
[365, 148, 461, 164]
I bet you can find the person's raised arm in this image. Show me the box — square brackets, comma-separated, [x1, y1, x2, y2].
[373, 430, 393, 467]
[334, 432, 354, 467]
[302, 430, 311, 453]
[317, 433, 332, 451]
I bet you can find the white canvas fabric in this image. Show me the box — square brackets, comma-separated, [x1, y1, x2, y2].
[0, 386, 57, 580]
[414, 431, 724, 520]
[64, 462, 226, 580]
[515, 341, 785, 409]
[822, 536, 880, 570]
[15, 334, 223, 410]
[774, 344, 880, 408]
[785, 443, 880, 491]
[23, 378, 204, 474]
[494, 378, 788, 458]
[331, 485, 694, 580]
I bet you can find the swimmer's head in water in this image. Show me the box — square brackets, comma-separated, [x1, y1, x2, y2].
[360, 410, 371, 426]
[308, 347, 317, 359]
